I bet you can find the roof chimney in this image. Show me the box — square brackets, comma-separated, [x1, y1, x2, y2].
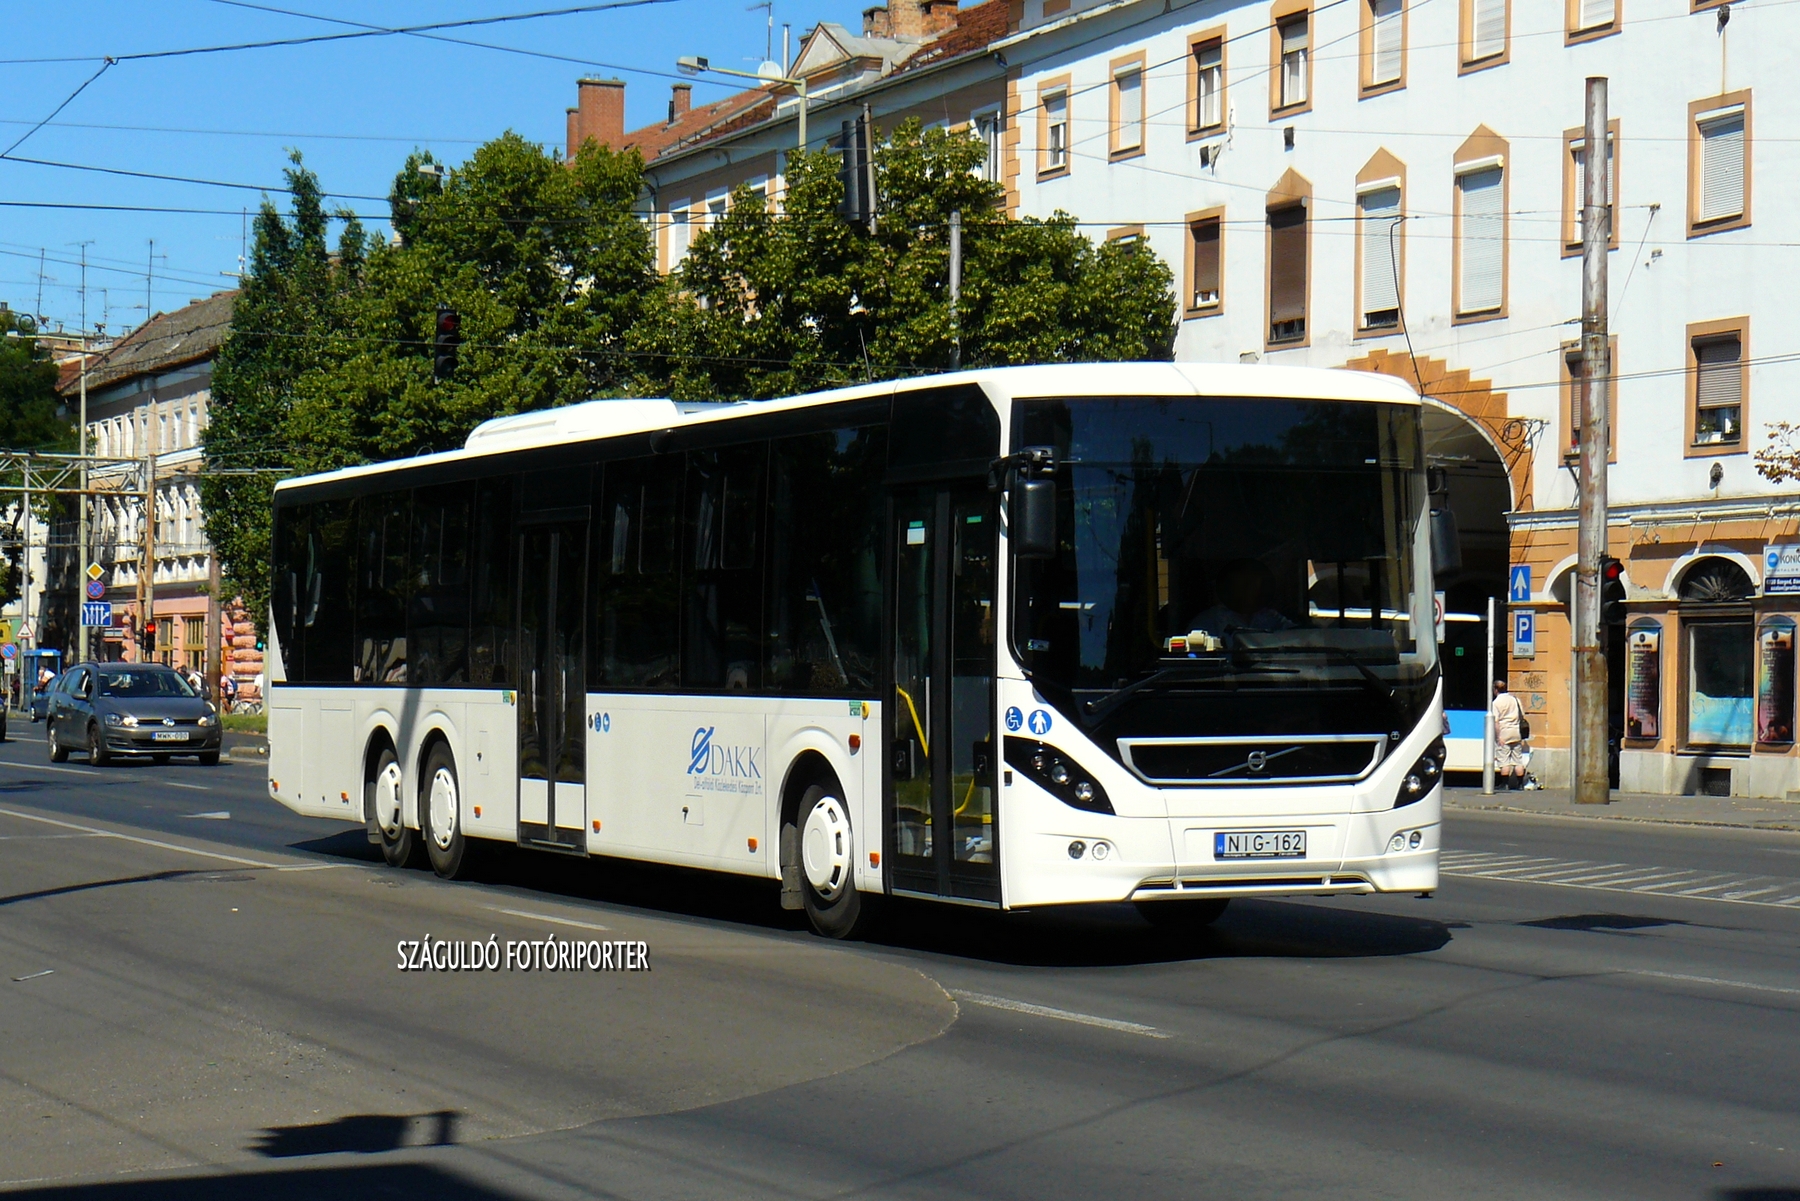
[863, 4, 893, 36]
[567, 77, 626, 158]
[920, 0, 960, 34]
[884, 0, 948, 38]
[668, 82, 692, 124]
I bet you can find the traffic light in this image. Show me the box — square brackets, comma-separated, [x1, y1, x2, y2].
[143, 620, 157, 654]
[837, 113, 874, 232]
[432, 304, 460, 381]
[1601, 556, 1627, 625]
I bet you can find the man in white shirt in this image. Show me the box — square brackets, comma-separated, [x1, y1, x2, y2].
[1490, 678, 1526, 789]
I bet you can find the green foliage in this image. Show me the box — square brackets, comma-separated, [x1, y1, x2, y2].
[0, 310, 76, 604]
[637, 119, 1177, 400]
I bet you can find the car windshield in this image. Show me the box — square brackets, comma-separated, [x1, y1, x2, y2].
[1011, 395, 1437, 736]
[97, 670, 197, 699]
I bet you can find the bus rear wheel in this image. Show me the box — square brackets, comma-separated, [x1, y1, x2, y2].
[368, 746, 419, 869]
[796, 782, 867, 939]
[1136, 898, 1230, 931]
[421, 742, 470, 880]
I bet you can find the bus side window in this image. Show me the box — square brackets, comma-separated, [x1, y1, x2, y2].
[594, 457, 680, 689]
[682, 445, 766, 691]
[272, 503, 308, 681]
[469, 476, 515, 687]
[355, 492, 412, 684]
[410, 484, 472, 686]
[307, 499, 356, 683]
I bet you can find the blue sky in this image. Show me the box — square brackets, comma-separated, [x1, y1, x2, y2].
[0, 1, 845, 335]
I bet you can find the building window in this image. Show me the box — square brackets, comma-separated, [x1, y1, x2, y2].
[1267, 202, 1308, 345]
[706, 194, 728, 227]
[1688, 620, 1754, 748]
[1461, 0, 1508, 68]
[1560, 337, 1618, 459]
[1271, 6, 1311, 115]
[1688, 319, 1747, 452]
[668, 204, 692, 268]
[1189, 34, 1225, 134]
[973, 108, 1004, 183]
[1040, 83, 1070, 176]
[1562, 121, 1618, 254]
[1689, 94, 1749, 235]
[1358, 184, 1402, 332]
[1566, 0, 1617, 40]
[1362, 0, 1405, 95]
[1186, 207, 1224, 315]
[1454, 159, 1505, 318]
[1110, 55, 1146, 158]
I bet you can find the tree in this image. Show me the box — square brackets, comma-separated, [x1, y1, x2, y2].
[1755, 423, 1800, 484]
[636, 119, 1177, 400]
[0, 310, 75, 604]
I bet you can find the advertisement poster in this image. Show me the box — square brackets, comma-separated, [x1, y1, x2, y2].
[1625, 620, 1661, 740]
[1757, 616, 1796, 746]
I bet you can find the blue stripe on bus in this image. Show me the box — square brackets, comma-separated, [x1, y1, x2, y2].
[1446, 710, 1486, 740]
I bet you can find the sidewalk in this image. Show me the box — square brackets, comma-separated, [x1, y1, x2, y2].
[1446, 784, 1800, 832]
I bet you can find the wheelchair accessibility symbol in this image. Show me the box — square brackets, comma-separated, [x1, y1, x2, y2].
[1004, 706, 1023, 731]
[1027, 709, 1053, 735]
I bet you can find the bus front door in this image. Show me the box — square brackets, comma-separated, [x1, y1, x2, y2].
[517, 520, 588, 852]
[888, 485, 999, 903]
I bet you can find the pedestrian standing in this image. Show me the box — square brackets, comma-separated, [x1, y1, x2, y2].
[1491, 678, 1527, 790]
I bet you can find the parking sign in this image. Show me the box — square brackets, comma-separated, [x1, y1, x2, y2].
[1512, 610, 1536, 659]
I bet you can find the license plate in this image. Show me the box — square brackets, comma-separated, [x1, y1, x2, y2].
[151, 731, 189, 742]
[1215, 830, 1306, 859]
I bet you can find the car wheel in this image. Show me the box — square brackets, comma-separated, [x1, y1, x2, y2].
[152, 754, 171, 765]
[421, 742, 470, 880]
[47, 720, 68, 762]
[367, 745, 420, 869]
[1135, 898, 1230, 931]
[88, 723, 111, 767]
[797, 781, 868, 939]
[198, 751, 220, 766]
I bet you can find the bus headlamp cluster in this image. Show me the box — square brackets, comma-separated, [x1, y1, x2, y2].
[1394, 736, 1447, 808]
[1386, 829, 1425, 853]
[1005, 737, 1114, 815]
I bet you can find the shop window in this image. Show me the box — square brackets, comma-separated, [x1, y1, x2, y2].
[1688, 622, 1753, 748]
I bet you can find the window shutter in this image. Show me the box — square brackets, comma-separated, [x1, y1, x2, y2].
[1371, 0, 1403, 84]
[1579, 0, 1613, 28]
[1700, 111, 1746, 222]
[1116, 69, 1142, 149]
[1458, 167, 1504, 313]
[1696, 337, 1742, 408]
[1192, 221, 1221, 305]
[1472, 0, 1505, 58]
[1269, 204, 1308, 332]
[1360, 187, 1401, 319]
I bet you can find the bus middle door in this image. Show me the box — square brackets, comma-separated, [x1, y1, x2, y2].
[517, 517, 589, 853]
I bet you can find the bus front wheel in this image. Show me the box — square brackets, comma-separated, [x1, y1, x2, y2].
[1136, 898, 1230, 931]
[368, 746, 419, 869]
[796, 783, 866, 939]
[421, 742, 470, 880]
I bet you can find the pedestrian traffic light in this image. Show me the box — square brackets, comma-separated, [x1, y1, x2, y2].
[143, 621, 157, 654]
[433, 304, 460, 381]
[1601, 556, 1627, 625]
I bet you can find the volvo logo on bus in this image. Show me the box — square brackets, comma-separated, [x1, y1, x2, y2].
[687, 726, 764, 796]
[1246, 750, 1269, 772]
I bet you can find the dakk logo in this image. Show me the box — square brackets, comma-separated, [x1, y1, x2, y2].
[688, 726, 764, 794]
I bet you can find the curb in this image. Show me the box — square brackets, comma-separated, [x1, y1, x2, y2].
[1446, 799, 1800, 833]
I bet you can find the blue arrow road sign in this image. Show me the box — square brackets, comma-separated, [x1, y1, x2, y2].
[1508, 565, 1532, 604]
[81, 601, 113, 627]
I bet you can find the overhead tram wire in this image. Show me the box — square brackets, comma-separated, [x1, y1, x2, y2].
[0, 59, 116, 159]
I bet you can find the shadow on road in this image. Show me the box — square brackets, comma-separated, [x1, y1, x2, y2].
[1519, 913, 1687, 933]
[0, 1162, 519, 1200]
[249, 1110, 458, 1158]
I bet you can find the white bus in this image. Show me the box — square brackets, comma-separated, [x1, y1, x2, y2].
[267, 363, 1443, 937]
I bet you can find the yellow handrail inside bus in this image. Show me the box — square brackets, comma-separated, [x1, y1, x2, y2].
[895, 685, 929, 757]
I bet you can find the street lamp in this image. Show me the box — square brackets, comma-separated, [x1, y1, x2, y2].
[677, 54, 807, 149]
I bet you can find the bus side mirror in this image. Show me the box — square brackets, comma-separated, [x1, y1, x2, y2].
[1430, 506, 1462, 579]
[1013, 478, 1057, 559]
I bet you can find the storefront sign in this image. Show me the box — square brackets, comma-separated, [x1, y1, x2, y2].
[1625, 620, 1661, 740]
[1756, 616, 1796, 746]
[1765, 546, 1800, 596]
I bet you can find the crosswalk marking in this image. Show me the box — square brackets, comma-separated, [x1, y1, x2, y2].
[1441, 849, 1800, 910]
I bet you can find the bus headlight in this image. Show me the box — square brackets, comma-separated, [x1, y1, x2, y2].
[1006, 737, 1114, 815]
[1394, 736, 1446, 808]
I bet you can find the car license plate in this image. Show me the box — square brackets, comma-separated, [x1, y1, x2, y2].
[1215, 830, 1306, 859]
[151, 731, 188, 742]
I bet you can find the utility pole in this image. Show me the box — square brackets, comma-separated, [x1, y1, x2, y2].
[1573, 76, 1611, 806]
[76, 242, 92, 665]
[948, 209, 962, 372]
[141, 443, 156, 664]
[207, 521, 221, 697]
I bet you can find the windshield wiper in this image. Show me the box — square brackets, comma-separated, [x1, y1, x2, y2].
[1234, 644, 1396, 702]
[1082, 661, 1297, 724]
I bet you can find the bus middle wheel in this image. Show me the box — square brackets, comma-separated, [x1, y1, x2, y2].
[421, 742, 470, 880]
[797, 782, 866, 940]
[368, 745, 419, 869]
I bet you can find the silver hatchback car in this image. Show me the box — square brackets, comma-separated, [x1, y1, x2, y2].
[46, 663, 223, 766]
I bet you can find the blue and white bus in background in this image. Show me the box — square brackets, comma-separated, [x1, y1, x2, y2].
[266, 364, 1444, 937]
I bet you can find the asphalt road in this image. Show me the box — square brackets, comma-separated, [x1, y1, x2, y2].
[0, 721, 1796, 1201]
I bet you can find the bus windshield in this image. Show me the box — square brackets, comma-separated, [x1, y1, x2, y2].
[1011, 396, 1437, 740]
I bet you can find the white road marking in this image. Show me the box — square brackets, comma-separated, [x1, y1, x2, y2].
[181, 811, 231, 820]
[490, 907, 612, 933]
[0, 806, 281, 869]
[1629, 970, 1800, 998]
[0, 762, 106, 778]
[165, 782, 212, 792]
[1442, 850, 1800, 910]
[954, 991, 1171, 1039]
[10, 970, 54, 982]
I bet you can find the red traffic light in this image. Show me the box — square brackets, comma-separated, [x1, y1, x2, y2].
[144, 621, 156, 633]
[1602, 560, 1625, 582]
[435, 308, 461, 338]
